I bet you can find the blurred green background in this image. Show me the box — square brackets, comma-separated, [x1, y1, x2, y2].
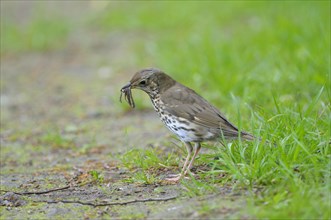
[2, 1, 329, 109]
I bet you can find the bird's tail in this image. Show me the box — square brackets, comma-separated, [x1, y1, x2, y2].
[241, 131, 275, 146]
[241, 131, 256, 141]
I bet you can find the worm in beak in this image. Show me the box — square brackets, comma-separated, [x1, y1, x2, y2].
[120, 82, 135, 108]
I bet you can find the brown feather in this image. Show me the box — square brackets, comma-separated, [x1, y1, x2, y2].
[160, 82, 251, 140]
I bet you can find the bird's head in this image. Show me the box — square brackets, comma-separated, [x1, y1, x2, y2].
[121, 68, 175, 96]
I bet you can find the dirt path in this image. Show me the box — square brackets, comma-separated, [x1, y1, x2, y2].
[0, 50, 244, 219]
[0, 2, 247, 219]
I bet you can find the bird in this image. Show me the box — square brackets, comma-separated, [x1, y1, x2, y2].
[120, 68, 255, 182]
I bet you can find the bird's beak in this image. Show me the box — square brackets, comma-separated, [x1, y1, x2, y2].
[120, 81, 135, 108]
[121, 82, 131, 92]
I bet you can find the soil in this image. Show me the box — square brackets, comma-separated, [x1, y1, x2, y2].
[1, 2, 248, 219]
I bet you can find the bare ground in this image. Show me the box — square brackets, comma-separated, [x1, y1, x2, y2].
[0, 43, 247, 220]
[0, 2, 249, 219]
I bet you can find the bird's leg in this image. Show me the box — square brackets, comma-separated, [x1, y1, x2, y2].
[180, 142, 193, 175]
[166, 142, 192, 182]
[184, 142, 201, 176]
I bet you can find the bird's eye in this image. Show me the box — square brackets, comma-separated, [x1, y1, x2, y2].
[139, 80, 146, 85]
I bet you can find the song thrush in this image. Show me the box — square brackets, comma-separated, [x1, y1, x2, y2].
[120, 68, 254, 182]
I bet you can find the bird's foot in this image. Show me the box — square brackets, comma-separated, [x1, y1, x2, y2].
[167, 174, 182, 178]
[165, 174, 185, 183]
[164, 176, 182, 183]
[184, 170, 196, 177]
[164, 173, 190, 183]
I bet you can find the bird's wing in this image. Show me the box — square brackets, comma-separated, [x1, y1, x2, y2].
[161, 83, 239, 135]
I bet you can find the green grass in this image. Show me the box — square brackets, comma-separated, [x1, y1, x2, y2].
[89, 170, 104, 184]
[40, 130, 76, 149]
[97, 1, 330, 219]
[1, 18, 70, 53]
[1, 5, 71, 53]
[120, 148, 179, 184]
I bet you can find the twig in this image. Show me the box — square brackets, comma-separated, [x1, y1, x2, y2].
[0, 185, 70, 195]
[36, 195, 178, 207]
[1, 186, 177, 207]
